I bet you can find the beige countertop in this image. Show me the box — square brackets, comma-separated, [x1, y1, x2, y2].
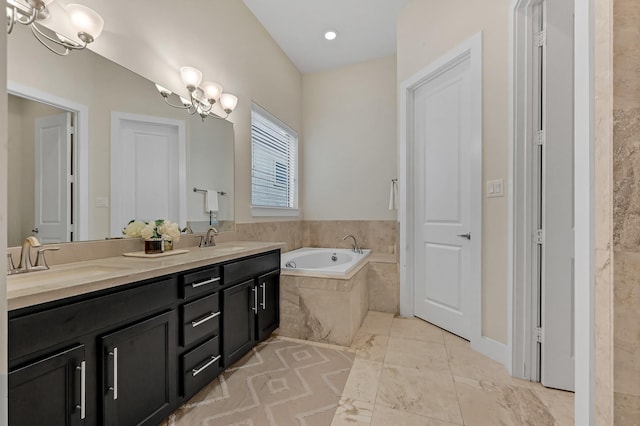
[8, 241, 285, 311]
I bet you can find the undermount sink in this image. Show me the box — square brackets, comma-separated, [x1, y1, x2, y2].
[11, 265, 128, 280]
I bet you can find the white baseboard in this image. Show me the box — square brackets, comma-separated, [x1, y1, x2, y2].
[471, 336, 507, 366]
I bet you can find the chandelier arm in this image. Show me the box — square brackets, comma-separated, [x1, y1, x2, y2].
[161, 96, 192, 110]
[30, 22, 88, 53]
[7, 7, 16, 34]
[15, 7, 37, 26]
[30, 24, 71, 56]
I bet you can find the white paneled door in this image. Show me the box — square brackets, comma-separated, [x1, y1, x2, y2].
[539, 0, 575, 391]
[34, 112, 72, 244]
[412, 50, 479, 340]
[110, 114, 186, 236]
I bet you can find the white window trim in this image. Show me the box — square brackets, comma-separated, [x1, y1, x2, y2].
[250, 206, 300, 217]
[250, 103, 299, 216]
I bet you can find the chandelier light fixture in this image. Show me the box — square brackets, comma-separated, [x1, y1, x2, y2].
[155, 66, 238, 121]
[6, 0, 104, 55]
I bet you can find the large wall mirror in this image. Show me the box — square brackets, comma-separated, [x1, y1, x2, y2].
[7, 25, 235, 247]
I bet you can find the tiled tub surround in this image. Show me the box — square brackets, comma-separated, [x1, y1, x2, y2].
[612, 0, 640, 422]
[279, 259, 370, 347]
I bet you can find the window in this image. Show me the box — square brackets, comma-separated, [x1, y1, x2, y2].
[251, 104, 298, 215]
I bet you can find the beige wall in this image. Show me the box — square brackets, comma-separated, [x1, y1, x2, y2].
[397, 0, 510, 342]
[302, 56, 397, 221]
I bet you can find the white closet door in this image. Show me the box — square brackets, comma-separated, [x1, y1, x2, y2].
[34, 112, 72, 243]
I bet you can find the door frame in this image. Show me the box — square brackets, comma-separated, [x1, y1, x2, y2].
[399, 32, 494, 361]
[509, 0, 594, 422]
[110, 112, 187, 236]
[7, 80, 89, 241]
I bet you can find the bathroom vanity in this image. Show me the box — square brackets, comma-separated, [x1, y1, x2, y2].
[6, 242, 281, 426]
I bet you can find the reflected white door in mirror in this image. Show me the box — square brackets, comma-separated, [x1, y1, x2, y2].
[110, 112, 187, 237]
[7, 81, 90, 246]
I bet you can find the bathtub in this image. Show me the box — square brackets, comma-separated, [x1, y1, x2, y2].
[281, 247, 371, 276]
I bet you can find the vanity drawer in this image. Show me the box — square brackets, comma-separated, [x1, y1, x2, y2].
[9, 278, 176, 362]
[181, 293, 220, 347]
[223, 251, 280, 286]
[181, 335, 221, 398]
[180, 266, 221, 299]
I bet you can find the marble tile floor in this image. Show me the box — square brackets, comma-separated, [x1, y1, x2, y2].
[332, 311, 575, 426]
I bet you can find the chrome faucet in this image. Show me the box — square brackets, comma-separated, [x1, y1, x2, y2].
[342, 234, 363, 254]
[17, 236, 41, 271]
[200, 227, 219, 247]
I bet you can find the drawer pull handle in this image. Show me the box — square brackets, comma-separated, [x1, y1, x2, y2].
[192, 355, 221, 377]
[108, 348, 118, 400]
[252, 287, 258, 314]
[191, 311, 220, 328]
[260, 282, 266, 310]
[75, 361, 86, 419]
[192, 277, 220, 288]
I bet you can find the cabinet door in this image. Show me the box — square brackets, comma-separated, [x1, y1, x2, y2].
[101, 310, 176, 426]
[222, 279, 256, 367]
[256, 271, 280, 342]
[9, 344, 86, 426]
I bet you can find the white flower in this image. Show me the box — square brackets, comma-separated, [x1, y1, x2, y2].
[158, 220, 181, 242]
[140, 222, 158, 240]
[123, 220, 146, 238]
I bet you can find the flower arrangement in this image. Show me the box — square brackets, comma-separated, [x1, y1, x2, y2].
[123, 219, 181, 243]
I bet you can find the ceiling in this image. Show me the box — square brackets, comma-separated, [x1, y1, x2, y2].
[241, 0, 411, 74]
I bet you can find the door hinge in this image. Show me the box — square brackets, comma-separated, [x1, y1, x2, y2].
[68, 225, 75, 233]
[535, 229, 544, 244]
[68, 125, 75, 135]
[536, 327, 544, 343]
[68, 175, 76, 184]
[537, 30, 546, 47]
[537, 130, 545, 146]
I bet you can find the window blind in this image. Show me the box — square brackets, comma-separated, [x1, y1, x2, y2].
[251, 107, 297, 208]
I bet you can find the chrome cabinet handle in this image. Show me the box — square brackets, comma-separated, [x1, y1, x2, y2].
[109, 348, 118, 400]
[75, 361, 86, 419]
[457, 232, 471, 240]
[192, 355, 221, 377]
[260, 282, 266, 310]
[192, 277, 220, 288]
[252, 287, 258, 314]
[191, 311, 220, 328]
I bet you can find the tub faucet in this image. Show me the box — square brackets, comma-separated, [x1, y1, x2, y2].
[342, 234, 363, 254]
[17, 236, 42, 271]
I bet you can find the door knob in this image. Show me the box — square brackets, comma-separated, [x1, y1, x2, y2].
[31, 227, 39, 234]
[457, 232, 471, 240]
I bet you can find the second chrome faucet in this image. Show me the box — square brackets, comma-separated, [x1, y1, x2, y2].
[342, 234, 363, 254]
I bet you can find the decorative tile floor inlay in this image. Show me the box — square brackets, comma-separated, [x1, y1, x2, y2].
[163, 337, 354, 426]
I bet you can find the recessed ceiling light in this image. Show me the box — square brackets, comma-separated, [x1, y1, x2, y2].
[324, 31, 337, 41]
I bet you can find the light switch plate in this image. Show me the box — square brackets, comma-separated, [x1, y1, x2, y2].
[487, 179, 504, 198]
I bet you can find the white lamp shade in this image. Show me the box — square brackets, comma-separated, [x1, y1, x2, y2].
[66, 4, 104, 39]
[180, 66, 202, 90]
[219, 93, 238, 113]
[202, 81, 222, 101]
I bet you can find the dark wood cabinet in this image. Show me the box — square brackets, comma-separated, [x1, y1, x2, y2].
[9, 344, 86, 426]
[256, 271, 280, 342]
[8, 249, 280, 426]
[101, 310, 176, 426]
[222, 279, 256, 367]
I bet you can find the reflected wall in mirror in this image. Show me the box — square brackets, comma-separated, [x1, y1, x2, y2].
[7, 24, 235, 247]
